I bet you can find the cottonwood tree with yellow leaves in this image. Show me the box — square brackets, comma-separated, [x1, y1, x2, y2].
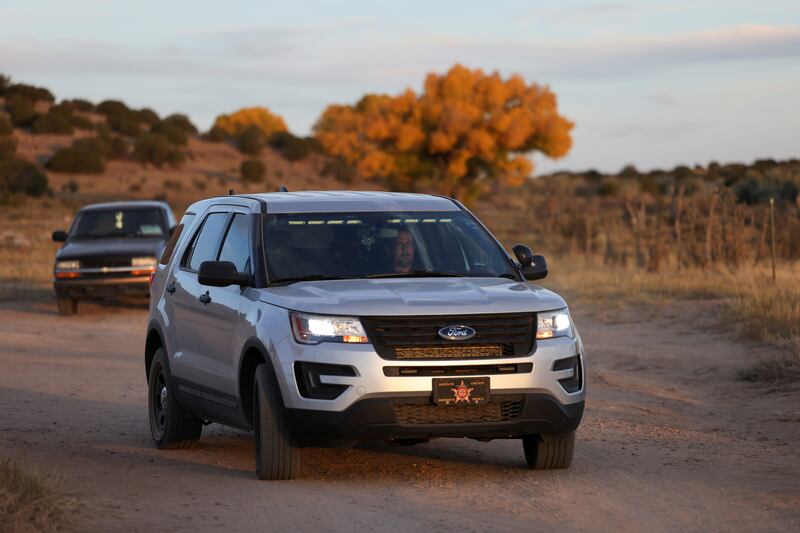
[212, 107, 288, 137]
[314, 64, 573, 202]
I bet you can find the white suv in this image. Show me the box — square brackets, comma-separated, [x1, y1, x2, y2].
[145, 191, 585, 480]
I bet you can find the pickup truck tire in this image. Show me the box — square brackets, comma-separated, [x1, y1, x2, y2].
[253, 364, 300, 480]
[148, 348, 202, 449]
[522, 431, 575, 469]
[56, 297, 78, 316]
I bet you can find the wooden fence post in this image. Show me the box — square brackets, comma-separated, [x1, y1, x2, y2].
[770, 197, 776, 282]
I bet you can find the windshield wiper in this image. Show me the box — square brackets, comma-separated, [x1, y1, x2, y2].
[367, 270, 463, 279]
[269, 275, 361, 286]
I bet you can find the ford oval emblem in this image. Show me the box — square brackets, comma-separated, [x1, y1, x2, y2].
[438, 325, 476, 341]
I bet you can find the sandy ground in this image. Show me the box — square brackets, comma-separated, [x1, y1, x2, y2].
[0, 299, 798, 532]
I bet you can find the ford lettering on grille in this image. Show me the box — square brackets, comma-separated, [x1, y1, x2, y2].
[438, 325, 476, 341]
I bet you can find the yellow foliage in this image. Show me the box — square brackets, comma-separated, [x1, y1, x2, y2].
[213, 107, 288, 137]
[313, 64, 573, 200]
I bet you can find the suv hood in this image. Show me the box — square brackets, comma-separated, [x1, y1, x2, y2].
[261, 278, 567, 316]
[56, 237, 165, 261]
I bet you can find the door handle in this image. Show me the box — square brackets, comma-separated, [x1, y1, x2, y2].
[198, 291, 211, 304]
[165, 280, 176, 293]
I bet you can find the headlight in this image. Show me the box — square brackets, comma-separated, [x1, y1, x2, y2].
[55, 260, 80, 270]
[131, 257, 158, 267]
[536, 308, 574, 339]
[290, 312, 369, 344]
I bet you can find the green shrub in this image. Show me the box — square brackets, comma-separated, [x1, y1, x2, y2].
[162, 114, 197, 134]
[62, 179, 79, 193]
[96, 100, 130, 116]
[46, 144, 105, 173]
[133, 132, 185, 167]
[0, 159, 49, 196]
[4, 97, 38, 128]
[238, 126, 265, 155]
[60, 99, 94, 112]
[204, 126, 227, 142]
[4, 83, 55, 103]
[69, 114, 94, 130]
[136, 108, 160, 127]
[0, 138, 16, 160]
[151, 120, 188, 146]
[72, 135, 128, 161]
[241, 159, 266, 182]
[106, 111, 142, 136]
[0, 112, 12, 135]
[269, 131, 320, 162]
[32, 110, 74, 134]
[106, 136, 129, 160]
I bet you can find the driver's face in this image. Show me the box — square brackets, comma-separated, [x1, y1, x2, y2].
[393, 231, 415, 273]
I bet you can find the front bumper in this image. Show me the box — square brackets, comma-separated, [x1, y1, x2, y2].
[53, 276, 150, 299]
[271, 319, 586, 412]
[286, 393, 584, 442]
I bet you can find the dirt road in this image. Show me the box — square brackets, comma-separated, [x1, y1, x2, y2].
[1, 300, 798, 532]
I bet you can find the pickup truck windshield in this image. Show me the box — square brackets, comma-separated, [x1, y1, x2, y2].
[264, 211, 518, 283]
[71, 208, 166, 239]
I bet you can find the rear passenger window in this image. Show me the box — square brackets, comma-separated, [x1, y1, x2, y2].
[186, 213, 229, 271]
[218, 214, 251, 273]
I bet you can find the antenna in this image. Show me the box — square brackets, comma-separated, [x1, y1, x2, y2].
[228, 188, 235, 196]
[338, 133, 344, 186]
[279, 185, 288, 192]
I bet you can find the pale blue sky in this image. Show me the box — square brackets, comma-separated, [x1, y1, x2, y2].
[1, 0, 799, 173]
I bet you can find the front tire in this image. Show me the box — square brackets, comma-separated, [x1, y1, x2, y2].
[522, 431, 575, 469]
[56, 297, 78, 316]
[148, 348, 202, 449]
[253, 364, 300, 480]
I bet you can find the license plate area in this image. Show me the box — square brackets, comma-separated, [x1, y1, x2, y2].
[432, 377, 490, 406]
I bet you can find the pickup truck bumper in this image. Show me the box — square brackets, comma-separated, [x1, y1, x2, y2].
[54, 276, 150, 299]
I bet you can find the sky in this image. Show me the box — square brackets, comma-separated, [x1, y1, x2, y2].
[1, 0, 799, 174]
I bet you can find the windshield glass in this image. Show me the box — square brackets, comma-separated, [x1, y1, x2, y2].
[71, 208, 167, 239]
[264, 211, 517, 283]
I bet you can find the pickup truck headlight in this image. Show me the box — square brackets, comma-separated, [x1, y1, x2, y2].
[131, 257, 158, 267]
[55, 260, 80, 270]
[536, 308, 574, 340]
[290, 312, 369, 344]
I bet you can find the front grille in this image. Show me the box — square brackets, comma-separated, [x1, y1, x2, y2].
[79, 257, 133, 269]
[361, 313, 536, 360]
[394, 398, 523, 424]
[394, 344, 510, 360]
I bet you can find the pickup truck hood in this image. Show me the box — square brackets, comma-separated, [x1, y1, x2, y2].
[261, 277, 567, 316]
[56, 237, 165, 261]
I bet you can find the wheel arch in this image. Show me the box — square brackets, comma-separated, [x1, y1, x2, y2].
[238, 337, 280, 427]
[145, 320, 167, 383]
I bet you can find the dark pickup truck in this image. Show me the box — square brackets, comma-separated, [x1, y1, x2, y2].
[52, 201, 176, 315]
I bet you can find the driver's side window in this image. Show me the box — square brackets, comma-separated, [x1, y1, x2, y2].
[218, 214, 251, 273]
[182, 212, 229, 272]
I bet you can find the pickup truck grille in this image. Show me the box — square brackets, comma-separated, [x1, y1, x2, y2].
[360, 313, 536, 360]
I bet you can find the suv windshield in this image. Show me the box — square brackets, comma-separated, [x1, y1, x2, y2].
[264, 211, 518, 283]
[71, 208, 167, 239]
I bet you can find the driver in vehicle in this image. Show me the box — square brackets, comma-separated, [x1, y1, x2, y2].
[393, 229, 415, 273]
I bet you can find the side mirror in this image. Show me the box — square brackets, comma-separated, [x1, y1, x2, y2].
[198, 261, 250, 287]
[522, 254, 548, 281]
[512, 244, 534, 267]
[52, 230, 68, 243]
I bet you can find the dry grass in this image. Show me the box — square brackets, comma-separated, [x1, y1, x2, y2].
[546, 256, 800, 385]
[0, 455, 76, 532]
